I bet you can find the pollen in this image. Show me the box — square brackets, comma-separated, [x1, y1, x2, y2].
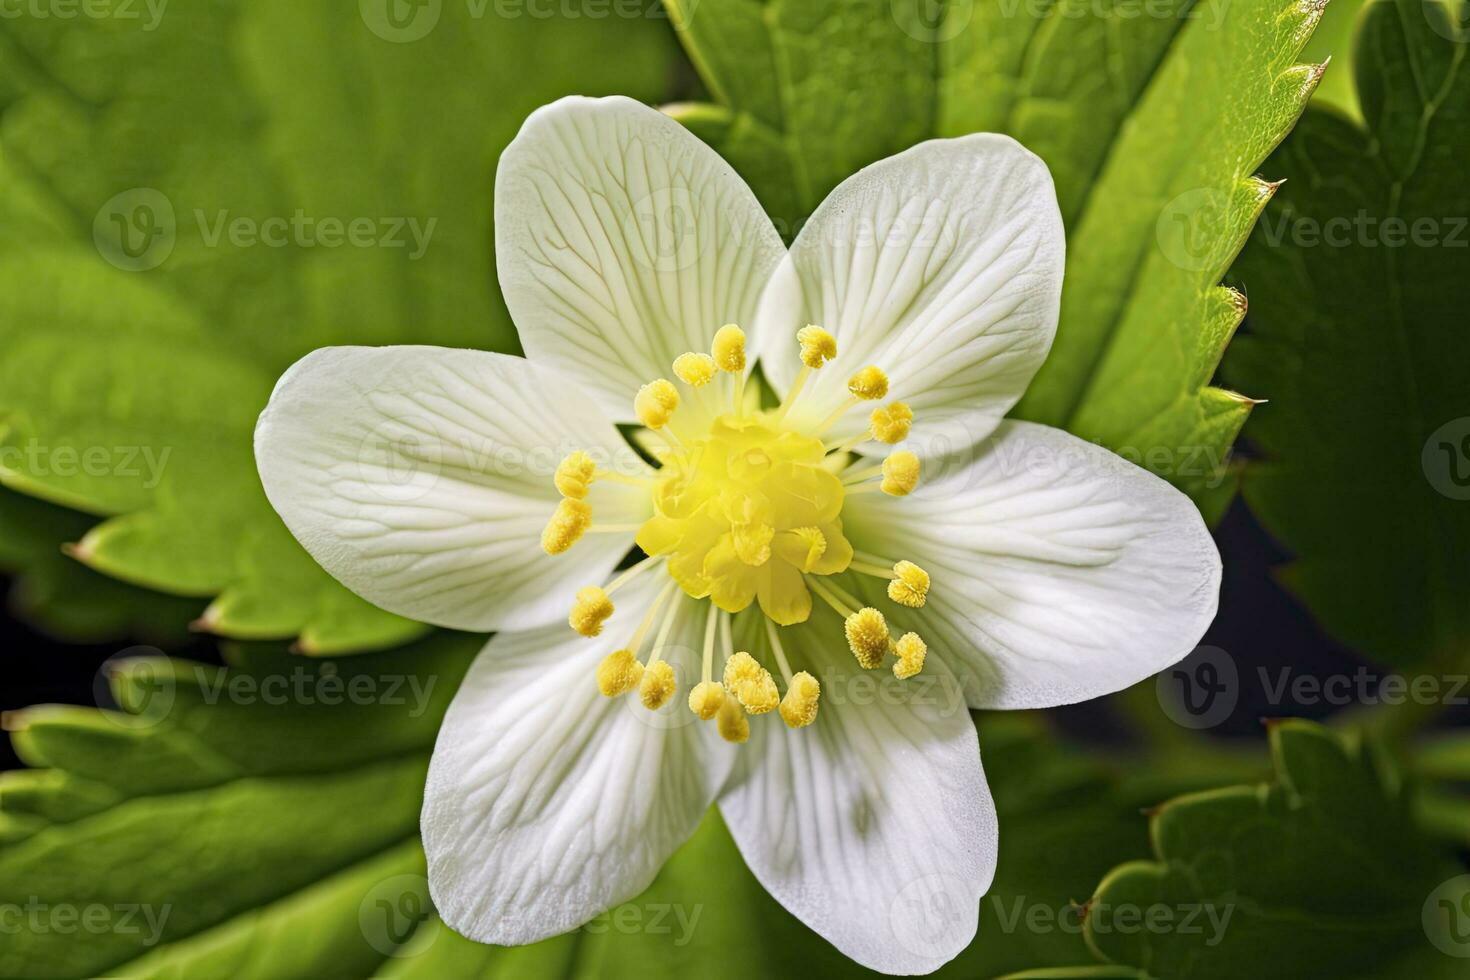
[635, 379, 680, 430]
[688, 680, 726, 720]
[723, 651, 779, 714]
[716, 695, 750, 743]
[847, 365, 889, 401]
[869, 402, 913, 444]
[639, 660, 677, 710]
[845, 607, 890, 669]
[596, 648, 643, 697]
[893, 632, 927, 679]
[881, 451, 920, 496]
[569, 586, 614, 636]
[554, 450, 597, 499]
[887, 561, 930, 608]
[541, 498, 592, 554]
[797, 325, 837, 369]
[712, 324, 747, 373]
[787, 526, 827, 572]
[779, 671, 821, 728]
[673, 352, 717, 387]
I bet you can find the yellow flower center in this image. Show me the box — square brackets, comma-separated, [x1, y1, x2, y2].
[543, 323, 937, 741]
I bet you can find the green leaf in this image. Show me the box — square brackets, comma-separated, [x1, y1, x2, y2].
[0, 3, 678, 650]
[669, 0, 1326, 519]
[1085, 720, 1467, 979]
[0, 487, 198, 645]
[1223, 0, 1470, 668]
[3, 655, 1178, 979]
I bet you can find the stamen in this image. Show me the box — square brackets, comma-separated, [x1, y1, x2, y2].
[554, 451, 597, 499]
[688, 680, 725, 720]
[848, 557, 931, 609]
[847, 365, 889, 401]
[869, 401, 914, 444]
[541, 498, 591, 554]
[723, 651, 779, 714]
[635, 379, 680, 430]
[673, 352, 717, 387]
[763, 617, 795, 683]
[569, 586, 614, 637]
[716, 695, 749, 743]
[797, 325, 838, 369]
[604, 553, 662, 594]
[779, 671, 821, 728]
[711, 324, 747, 373]
[880, 451, 920, 496]
[640, 661, 676, 709]
[844, 607, 891, 669]
[893, 632, 927, 679]
[596, 649, 643, 697]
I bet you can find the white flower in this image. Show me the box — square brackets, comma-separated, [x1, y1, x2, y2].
[253, 96, 1220, 974]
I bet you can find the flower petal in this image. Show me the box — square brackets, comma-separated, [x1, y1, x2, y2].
[843, 421, 1222, 709]
[255, 345, 650, 633]
[496, 95, 786, 427]
[756, 134, 1064, 456]
[719, 606, 996, 975]
[423, 576, 734, 945]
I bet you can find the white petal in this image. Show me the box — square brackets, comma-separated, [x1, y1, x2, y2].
[756, 135, 1064, 456]
[719, 606, 996, 975]
[423, 576, 734, 945]
[255, 345, 650, 633]
[495, 96, 786, 427]
[843, 421, 1222, 709]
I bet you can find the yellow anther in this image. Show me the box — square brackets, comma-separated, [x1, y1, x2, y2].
[688, 680, 726, 720]
[597, 649, 644, 697]
[847, 365, 889, 401]
[893, 632, 927, 679]
[887, 561, 930, 609]
[541, 498, 592, 555]
[712, 324, 747, 373]
[673, 352, 718, 387]
[716, 695, 750, 743]
[779, 671, 821, 728]
[869, 402, 914, 444]
[569, 586, 614, 636]
[723, 651, 779, 714]
[639, 660, 677, 710]
[553, 450, 597, 499]
[845, 607, 890, 669]
[881, 451, 921, 496]
[635, 379, 680, 430]
[797, 325, 837, 369]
